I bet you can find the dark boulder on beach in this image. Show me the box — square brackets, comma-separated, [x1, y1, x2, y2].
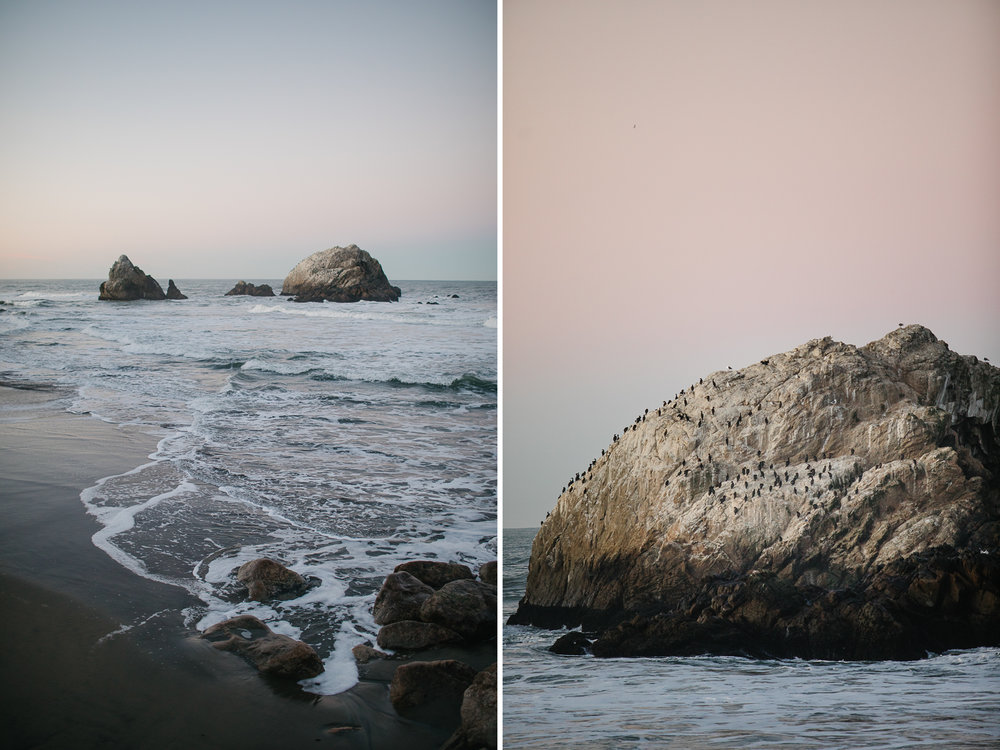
[443, 662, 498, 750]
[389, 659, 477, 726]
[166, 279, 187, 299]
[98, 255, 166, 301]
[202, 615, 324, 679]
[394, 560, 475, 589]
[236, 558, 308, 602]
[373, 560, 497, 648]
[511, 325, 1000, 660]
[376, 620, 464, 650]
[478, 561, 497, 586]
[281, 244, 401, 303]
[225, 280, 275, 297]
[419, 579, 497, 641]
[373, 571, 436, 625]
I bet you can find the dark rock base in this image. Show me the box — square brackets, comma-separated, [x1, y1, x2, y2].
[291, 283, 401, 303]
[519, 548, 1000, 661]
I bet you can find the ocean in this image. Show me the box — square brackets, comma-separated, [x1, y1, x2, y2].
[0, 278, 496, 695]
[503, 527, 1000, 749]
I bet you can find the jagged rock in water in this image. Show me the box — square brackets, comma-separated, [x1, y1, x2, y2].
[202, 615, 324, 679]
[225, 280, 275, 296]
[510, 325, 1000, 660]
[549, 631, 593, 655]
[281, 244, 401, 302]
[166, 279, 187, 299]
[98, 255, 166, 300]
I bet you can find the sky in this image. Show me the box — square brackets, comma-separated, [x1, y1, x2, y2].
[503, 0, 1000, 527]
[0, 0, 496, 280]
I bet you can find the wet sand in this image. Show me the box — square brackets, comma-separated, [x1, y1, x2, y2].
[0, 385, 485, 748]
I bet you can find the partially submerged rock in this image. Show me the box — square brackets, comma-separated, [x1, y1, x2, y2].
[202, 615, 324, 679]
[98, 255, 166, 301]
[236, 558, 308, 602]
[351, 644, 391, 664]
[419, 580, 496, 641]
[394, 560, 474, 589]
[373, 571, 435, 625]
[166, 279, 187, 299]
[281, 245, 401, 303]
[376, 620, 464, 651]
[549, 631, 593, 655]
[443, 663, 498, 750]
[511, 325, 1000, 660]
[389, 659, 477, 725]
[225, 280, 275, 297]
[478, 561, 497, 586]
[372, 560, 497, 649]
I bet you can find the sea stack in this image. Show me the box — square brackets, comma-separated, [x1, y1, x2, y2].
[281, 244, 401, 303]
[225, 280, 275, 297]
[98, 255, 166, 301]
[510, 325, 1000, 660]
[166, 279, 187, 299]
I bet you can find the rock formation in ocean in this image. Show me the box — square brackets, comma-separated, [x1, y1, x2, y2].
[510, 325, 1000, 660]
[98, 255, 166, 300]
[225, 280, 275, 297]
[281, 244, 401, 303]
[165, 279, 187, 299]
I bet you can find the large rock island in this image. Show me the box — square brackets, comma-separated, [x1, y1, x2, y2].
[510, 325, 1000, 660]
[281, 245, 401, 303]
[98, 255, 167, 301]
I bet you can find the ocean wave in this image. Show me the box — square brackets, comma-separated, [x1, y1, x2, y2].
[247, 302, 474, 327]
[241, 358, 321, 376]
[16, 291, 94, 301]
[384, 373, 497, 394]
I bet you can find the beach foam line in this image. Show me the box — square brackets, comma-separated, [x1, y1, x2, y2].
[81, 465, 208, 599]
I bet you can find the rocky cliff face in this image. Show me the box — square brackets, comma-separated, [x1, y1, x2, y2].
[281, 245, 401, 302]
[510, 326, 1000, 659]
[98, 255, 167, 301]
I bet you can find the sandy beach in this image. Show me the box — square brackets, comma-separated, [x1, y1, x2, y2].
[0, 385, 488, 749]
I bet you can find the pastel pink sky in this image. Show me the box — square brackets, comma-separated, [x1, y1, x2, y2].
[503, 0, 1000, 526]
[0, 1, 496, 280]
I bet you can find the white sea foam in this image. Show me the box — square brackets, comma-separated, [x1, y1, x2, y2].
[6, 278, 495, 696]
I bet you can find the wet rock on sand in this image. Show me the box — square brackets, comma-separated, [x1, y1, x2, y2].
[373, 571, 435, 625]
[419, 579, 496, 641]
[389, 659, 477, 725]
[376, 620, 464, 651]
[202, 615, 323, 679]
[443, 662, 498, 750]
[478, 561, 497, 586]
